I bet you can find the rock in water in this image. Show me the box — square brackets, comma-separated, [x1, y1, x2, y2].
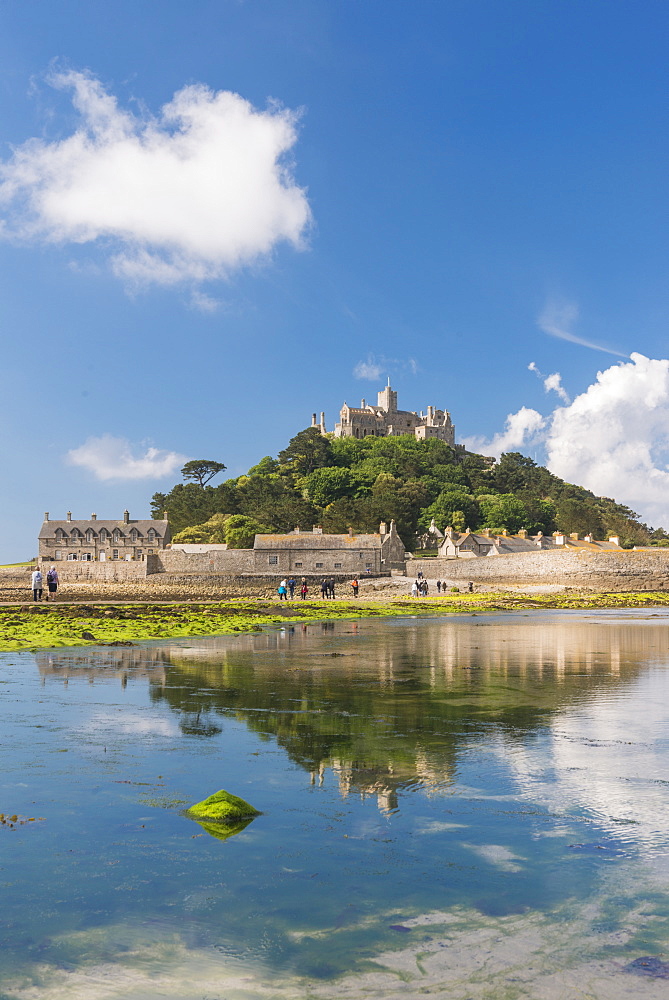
[186, 789, 260, 822]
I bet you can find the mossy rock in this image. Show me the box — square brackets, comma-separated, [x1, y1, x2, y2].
[186, 788, 260, 823]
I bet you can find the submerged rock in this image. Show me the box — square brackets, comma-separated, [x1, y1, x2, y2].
[186, 788, 260, 823]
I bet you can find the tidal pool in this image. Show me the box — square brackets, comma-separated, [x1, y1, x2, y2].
[2, 610, 669, 999]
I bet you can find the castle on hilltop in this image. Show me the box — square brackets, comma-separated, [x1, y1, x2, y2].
[311, 381, 455, 445]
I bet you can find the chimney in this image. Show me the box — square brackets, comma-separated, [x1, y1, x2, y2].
[518, 528, 528, 539]
[361, 398, 366, 408]
[481, 528, 490, 537]
[91, 513, 97, 521]
[66, 511, 72, 522]
[554, 532, 565, 546]
[379, 521, 387, 535]
[311, 413, 317, 427]
[584, 533, 593, 543]
[570, 532, 579, 540]
[312, 525, 323, 534]
[608, 535, 620, 546]
[44, 512, 49, 521]
[163, 511, 169, 521]
[294, 526, 300, 533]
[348, 526, 354, 537]
[502, 528, 508, 536]
[123, 510, 130, 524]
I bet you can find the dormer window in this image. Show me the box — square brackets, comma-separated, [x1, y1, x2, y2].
[86, 529, 94, 542]
[130, 529, 138, 542]
[113, 529, 121, 542]
[99, 528, 108, 540]
[147, 528, 156, 542]
[55, 528, 64, 541]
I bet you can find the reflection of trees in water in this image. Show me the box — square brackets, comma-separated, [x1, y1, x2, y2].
[35, 616, 669, 811]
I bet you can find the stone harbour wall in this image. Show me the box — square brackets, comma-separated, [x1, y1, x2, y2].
[406, 549, 669, 591]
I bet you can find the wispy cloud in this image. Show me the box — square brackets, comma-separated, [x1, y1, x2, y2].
[352, 355, 420, 381]
[538, 300, 628, 357]
[0, 70, 311, 289]
[66, 435, 188, 480]
[528, 361, 570, 403]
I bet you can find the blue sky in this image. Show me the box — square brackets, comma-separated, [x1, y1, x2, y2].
[1, 0, 669, 560]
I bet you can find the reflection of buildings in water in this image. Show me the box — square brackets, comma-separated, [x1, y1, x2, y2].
[33, 614, 669, 816]
[34, 646, 169, 688]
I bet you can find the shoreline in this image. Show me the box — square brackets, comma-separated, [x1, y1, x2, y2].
[2, 590, 669, 652]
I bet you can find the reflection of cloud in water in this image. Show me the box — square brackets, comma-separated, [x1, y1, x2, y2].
[464, 843, 526, 871]
[9, 886, 669, 1000]
[81, 709, 179, 739]
[504, 668, 669, 854]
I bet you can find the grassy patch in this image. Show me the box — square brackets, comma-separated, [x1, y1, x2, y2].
[0, 592, 668, 652]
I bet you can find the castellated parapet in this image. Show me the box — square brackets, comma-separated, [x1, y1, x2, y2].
[312, 381, 455, 445]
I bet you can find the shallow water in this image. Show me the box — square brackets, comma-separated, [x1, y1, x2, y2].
[2, 610, 669, 998]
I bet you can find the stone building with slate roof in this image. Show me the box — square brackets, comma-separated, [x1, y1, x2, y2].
[313, 381, 456, 445]
[252, 521, 406, 574]
[439, 527, 621, 559]
[38, 510, 171, 563]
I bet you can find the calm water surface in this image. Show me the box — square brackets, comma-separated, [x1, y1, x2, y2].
[2, 610, 669, 998]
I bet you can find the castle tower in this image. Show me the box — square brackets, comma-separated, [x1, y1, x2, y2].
[377, 379, 397, 413]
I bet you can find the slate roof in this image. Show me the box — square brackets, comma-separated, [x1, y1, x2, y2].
[39, 518, 168, 540]
[254, 532, 382, 550]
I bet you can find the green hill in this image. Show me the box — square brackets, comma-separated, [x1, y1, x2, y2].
[151, 428, 663, 550]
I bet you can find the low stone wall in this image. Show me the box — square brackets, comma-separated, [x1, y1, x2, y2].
[405, 549, 669, 591]
[149, 549, 254, 574]
[39, 561, 148, 582]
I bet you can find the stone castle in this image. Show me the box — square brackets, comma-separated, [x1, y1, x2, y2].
[311, 381, 455, 445]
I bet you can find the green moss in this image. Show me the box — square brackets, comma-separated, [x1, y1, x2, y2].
[186, 788, 260, 822]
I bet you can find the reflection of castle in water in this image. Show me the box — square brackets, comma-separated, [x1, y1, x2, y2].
[34, 614, 669, 813]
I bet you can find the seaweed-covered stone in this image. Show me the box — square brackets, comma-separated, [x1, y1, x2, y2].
[186, 789, 259, 822]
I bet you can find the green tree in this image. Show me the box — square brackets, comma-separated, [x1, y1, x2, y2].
[419, 488, 479, 531]
[172, 513, 230, 544]
[477, 493, 529, 533]
[181, 460, 227, 487]
[278, 428, 333, 474]
[224, 514, 273, 549]
[301, 467, 354, 507]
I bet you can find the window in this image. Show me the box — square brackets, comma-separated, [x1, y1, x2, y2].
[99, 528, 108, 540]
[55, 550, 62, 561]
[365, 562, 373, 568]
[147, 528, 156, 542]
[136, 549, 142, 557]
[334, 563, 342, 568]
[315, 562, 323, 568]
[130, 529, 138, 542]
[147, 548, 154, 555]
[86, 529, 94, 542]
[113, 530, 120, 543]
[82, 553, 92, 561]
[294, 561, 302, 567]
[112, 549, 119, 560]
[268, 555, 278, 565]
[67, 553, 77, 560]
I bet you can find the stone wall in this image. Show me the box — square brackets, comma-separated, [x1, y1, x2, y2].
[149, 549, 254, 574]
[40, 561, 149, 582]
[406, 549, 669, 591]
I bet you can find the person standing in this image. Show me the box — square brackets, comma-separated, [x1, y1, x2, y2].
[411, 580, 419, 598]
[320, 578, 328, 600]
[31, 567, 43, 602]
[436, 579, 442, 594]
[350, 578, 359, 598]
[277, 580, 288, 601]
[288, 577, 296, 599]
[46, 565, 59, 601]
[329, 577, 336, 600]
[300, 579, 308, 600]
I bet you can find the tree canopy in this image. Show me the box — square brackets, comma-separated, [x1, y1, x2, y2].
[151, 435, 658, 549]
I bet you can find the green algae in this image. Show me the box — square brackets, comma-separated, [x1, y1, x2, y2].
[1, 591, 669, 652]
[187, 788, 260, 822]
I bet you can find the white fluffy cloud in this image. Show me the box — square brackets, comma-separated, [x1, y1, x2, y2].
[461, 407, 545, 458]
[66, 435, 187, 480]
[0, 71, 311, 286]
[528, 361, 570, 403]
[545, 353, 669, 526]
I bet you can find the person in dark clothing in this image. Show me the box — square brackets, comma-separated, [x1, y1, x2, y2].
[320, 578, 328, 599]
[329, 577, 336, 599]
[288, 578, 296, 598]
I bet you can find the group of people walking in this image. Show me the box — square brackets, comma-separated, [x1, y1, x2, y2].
[31, 566, 59, 602]
[276, 576, 360, 600]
